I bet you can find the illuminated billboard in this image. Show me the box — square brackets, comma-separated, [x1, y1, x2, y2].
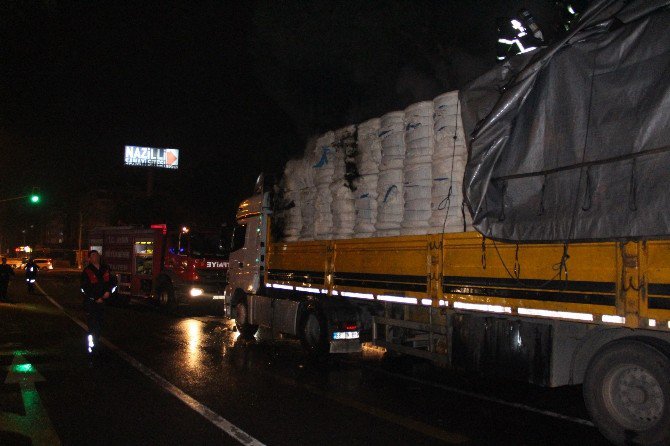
[124, 146, 179, 169]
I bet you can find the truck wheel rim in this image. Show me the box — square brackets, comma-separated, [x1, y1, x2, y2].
[304, 314, 321, 347]
[603, 363, 664, 430]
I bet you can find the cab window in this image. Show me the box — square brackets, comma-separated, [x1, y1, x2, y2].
[134, 242, 153, 275]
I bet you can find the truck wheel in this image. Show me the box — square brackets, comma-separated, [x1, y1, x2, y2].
[584, 339, 670, 446]
[235, 301, 258, 339]
[158, 284, 176, 309]
[300, 310, 329, 356]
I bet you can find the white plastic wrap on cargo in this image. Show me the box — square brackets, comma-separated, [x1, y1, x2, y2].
[375, 111, 405, 235]
[329, 126, 357, 239]
[277, 89, 474, 242]
[402, 101, 433, 235]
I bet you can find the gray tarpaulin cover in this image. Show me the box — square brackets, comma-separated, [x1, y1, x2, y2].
[459, 0, 670, 242]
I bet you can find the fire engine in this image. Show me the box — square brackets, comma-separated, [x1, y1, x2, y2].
[88, 224, 228, 307]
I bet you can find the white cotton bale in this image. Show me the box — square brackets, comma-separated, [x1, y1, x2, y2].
[331, 199, 355, 214]
[330, 183, 354, 199]
[380, 110, 404, 130]
[358, 161, 380, 175]
[404, 101, 433, 127]
[405, 109, 434, 155]
[380, 111, 405, 159]
[355, 197, 377, 211]
[404, 162, 431, 183]
[375, 228, 401, 237]
[352, 231, 374, 238]
[404, 198, 432, 211]
[353, 174, 378, 192]
[432, 188, 465, 204]
[404, 185, 432, 201]
[403, 210, 432, 224]
[405, 137, 434, 162]
[400, 227, 430, 236]
[405, 124, 433, 142]
[380, 138, 405, 157]
[433, 91, 459, 110]
[432, 157, 466, 178]
[379, 157, 404, 171]
[429, 205, 470, 228]
[358, 119, 382, 175]
[378, 169, 403, 184]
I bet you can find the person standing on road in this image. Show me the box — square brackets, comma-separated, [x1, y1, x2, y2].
[0, 257, 15, 302]
[25, 258, 38, 294]
[80, 250, 113, 352]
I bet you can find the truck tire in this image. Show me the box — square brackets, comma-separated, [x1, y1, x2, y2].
[583, 339, 670, 446]
[300, 310, 329, 356]
[235, 301, 258, 339]
[157, 283, 176, 309]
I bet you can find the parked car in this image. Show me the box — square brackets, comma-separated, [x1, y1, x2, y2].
[5, 257, 27, 269]
[30, 258, 53, 270]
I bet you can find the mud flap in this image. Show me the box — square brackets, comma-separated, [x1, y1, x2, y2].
[330, 338, 362, 354]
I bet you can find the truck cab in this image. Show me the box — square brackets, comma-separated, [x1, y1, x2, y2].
[224, 174, 362, 353]
[224, 174, 269, 325]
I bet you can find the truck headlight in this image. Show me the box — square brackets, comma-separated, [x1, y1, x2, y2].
[189, 287, 204, 297]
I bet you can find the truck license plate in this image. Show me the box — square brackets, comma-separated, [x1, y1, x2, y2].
[332, 331, 359, 340]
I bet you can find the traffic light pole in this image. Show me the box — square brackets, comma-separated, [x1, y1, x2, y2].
[0, 191, 41, 204]
[0, 195, 31, 203]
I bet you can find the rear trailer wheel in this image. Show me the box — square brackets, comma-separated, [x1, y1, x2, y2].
[235, 301, 258, 339]
[301, 311, 329, 355]
[584, 339, 670, 446]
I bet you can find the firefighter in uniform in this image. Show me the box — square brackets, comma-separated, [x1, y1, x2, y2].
[81, 250, 113, 352]
[0, 257, 15, 302]
[25, 258, 38, 294]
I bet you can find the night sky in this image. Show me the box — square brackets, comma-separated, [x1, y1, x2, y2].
[0, 1, 564, 247]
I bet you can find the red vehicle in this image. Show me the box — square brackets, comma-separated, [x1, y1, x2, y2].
[88, 224, 229, 307]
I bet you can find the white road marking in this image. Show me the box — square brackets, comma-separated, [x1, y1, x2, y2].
[361, 364, 595, 427]
[37, 284, 266, 446]
[0, 353, 62, 445]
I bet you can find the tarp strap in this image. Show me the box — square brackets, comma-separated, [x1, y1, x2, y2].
[628, 158, 638, 211]
[498, 180, 507, 221]
[461, 202, 467, 232]
[581, 167, 592, 211]
[513, 244, 521, 280]
[492, 145, 670, 182]
[537, 175, 547, 216]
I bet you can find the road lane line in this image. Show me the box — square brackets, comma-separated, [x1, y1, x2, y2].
[265, 371, 469, 444]
[359, 364, 595, 427]
[37, 284, 266, 446]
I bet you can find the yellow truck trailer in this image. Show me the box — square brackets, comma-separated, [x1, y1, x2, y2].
[224, 190, 670, 445]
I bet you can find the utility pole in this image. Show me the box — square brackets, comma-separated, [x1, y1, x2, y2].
[78, 210, 83, 269]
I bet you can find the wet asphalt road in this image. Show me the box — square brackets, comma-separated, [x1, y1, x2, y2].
[0, 270, 613, 445]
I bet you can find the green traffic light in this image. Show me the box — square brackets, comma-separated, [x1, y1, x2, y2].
[30, 194, 40, 204]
